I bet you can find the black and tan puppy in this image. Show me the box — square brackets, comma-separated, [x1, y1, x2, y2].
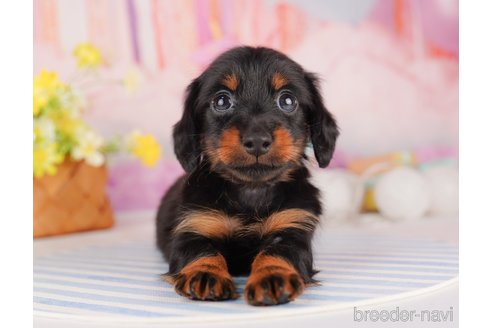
[156, 46, 338, 306]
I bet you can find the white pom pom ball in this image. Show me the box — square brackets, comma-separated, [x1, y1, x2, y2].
[422, 165, 459, 215]
[310, 169, 363, 224]
[374, 166, 431, 221]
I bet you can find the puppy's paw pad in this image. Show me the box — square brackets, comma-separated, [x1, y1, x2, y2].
[245, 271, 304, 306]
[174, 271, 237, 301]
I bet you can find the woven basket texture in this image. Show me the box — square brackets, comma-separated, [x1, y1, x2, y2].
[33, 160, 114, 238]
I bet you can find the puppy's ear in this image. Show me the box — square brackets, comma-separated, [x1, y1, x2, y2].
[304, 72, 339, 168]
[173, 78, 202, 172]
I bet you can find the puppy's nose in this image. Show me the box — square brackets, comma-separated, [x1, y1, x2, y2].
[242, 133, 272, 156]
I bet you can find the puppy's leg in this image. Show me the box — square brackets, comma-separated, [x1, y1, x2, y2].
[244, 230, 316, 306]
[164, 234, 237, 301]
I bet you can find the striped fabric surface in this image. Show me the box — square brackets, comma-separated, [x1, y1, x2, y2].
[34, 233, 458, 323]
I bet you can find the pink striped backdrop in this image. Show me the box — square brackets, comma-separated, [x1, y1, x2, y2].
[34, 0, 458, 210]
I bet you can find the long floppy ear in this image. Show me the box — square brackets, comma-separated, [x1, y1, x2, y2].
[304, 72, 339, 168]
[173, 78, 202, 172]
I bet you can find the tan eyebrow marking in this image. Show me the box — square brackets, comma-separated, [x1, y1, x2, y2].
[222, 74, 238, 91]
[272, 73, 288, 90]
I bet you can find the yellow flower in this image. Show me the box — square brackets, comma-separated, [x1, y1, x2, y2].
[73, 43, 103, 69]
[128, 131, 161, 167]
[72, 129, 105, 166]
[33, 70, 64, 116]
[51, 111, 82, 138]
[33, 96, 44, 116]
[34, 117, 56, 143]
[33, 143, 63, 178]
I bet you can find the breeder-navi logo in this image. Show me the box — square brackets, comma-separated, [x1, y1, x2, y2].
[354, 306, 454, 322]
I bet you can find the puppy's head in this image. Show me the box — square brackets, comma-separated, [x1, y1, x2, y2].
[174, 47, 338, 183]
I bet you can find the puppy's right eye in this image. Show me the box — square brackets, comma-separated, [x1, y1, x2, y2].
[212, 92, 233, 112]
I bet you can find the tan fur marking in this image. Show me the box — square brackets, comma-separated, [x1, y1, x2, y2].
[272, 73, 288, 90]
[173, 210, 242, 239]
[250, 252, 296, 273]
[222, 74, 238, 91]
[203, 127, 304, 182]
[245, 252, 305, 304]
[202, 128, 248, 169]
[164, 255, 230, 284]
[174, 209, 317, 239]
[243, 209, 319, 237]
[180, 254, 229, 278]
[165, 254, 238, 300]
[217, 127, 243, 164]
[272, 128, 303, 163]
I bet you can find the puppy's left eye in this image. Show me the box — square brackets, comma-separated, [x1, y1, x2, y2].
[212, 92, 233, 112]
[277, 91, 298, 113]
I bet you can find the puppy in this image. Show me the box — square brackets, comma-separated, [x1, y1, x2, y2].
[156, 46, 338, 306]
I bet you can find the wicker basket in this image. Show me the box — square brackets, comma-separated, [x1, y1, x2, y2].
[33, 160, 114, 238]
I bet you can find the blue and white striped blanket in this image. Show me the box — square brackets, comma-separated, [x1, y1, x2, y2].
[33, 233, 458, 323]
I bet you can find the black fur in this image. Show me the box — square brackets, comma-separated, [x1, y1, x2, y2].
[156, 46, 339, 304]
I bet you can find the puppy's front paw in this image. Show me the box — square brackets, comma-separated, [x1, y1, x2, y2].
[173, 270, 237, 301]
[245, 269, 304, 306]
[165, 255, 238, 301]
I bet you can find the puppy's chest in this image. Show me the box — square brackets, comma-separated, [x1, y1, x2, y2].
[174, 208, 318, 240]
[222, 186, 278, 215]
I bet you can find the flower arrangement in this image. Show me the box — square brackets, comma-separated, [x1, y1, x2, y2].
[33, 43, 161, 178]
[33, 43, 161, 238]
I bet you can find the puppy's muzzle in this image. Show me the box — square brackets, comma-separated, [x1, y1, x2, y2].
[242, 130, 272, 157]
